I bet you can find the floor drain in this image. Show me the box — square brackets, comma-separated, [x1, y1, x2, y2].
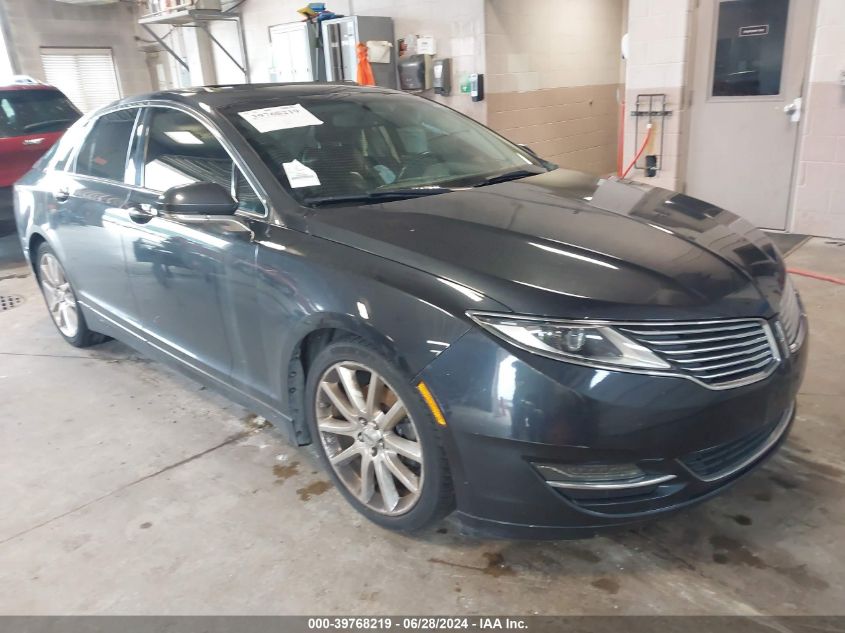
[0, 295, 24, 311]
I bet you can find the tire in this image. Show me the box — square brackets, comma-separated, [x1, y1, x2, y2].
[35, 242, 107, 348]
[305, 336, 455, 532]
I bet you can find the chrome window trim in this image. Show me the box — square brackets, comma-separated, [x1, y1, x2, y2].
[467, 311, 782, 391]
[54, 100, 272, 222]
[680, 401, 795, 483]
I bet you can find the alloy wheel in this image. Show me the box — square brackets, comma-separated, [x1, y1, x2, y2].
[39, 253, 79, 338]
[315, 362, 424, 516]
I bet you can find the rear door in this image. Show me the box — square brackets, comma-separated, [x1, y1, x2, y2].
[0, 88, 81, 186]
[52, 107, 141, 322]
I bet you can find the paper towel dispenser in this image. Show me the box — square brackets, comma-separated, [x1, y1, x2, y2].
[398, 54, 432, 91]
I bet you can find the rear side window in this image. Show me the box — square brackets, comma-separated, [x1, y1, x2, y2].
[75, 109, 137, 181]
[0, 89, 80, 138]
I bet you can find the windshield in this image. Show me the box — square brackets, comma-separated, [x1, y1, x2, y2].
[223, 90, 551, 205]
[0, 89, 80, 138]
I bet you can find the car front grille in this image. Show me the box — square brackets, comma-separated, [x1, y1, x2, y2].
[679, 402, 794, 481]
[779, 277, 802, 346]
[616, 319, 779, 388]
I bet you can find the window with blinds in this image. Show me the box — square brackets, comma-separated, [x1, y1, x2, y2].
[40, 48, 121, 113]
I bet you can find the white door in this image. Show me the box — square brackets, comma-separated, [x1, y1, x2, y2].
[269, 23, 313, 82]
[40, 48, 121, 113]
[686, 0, 815, 230]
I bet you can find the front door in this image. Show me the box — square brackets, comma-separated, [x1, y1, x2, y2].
[686, 0, 815, 230]
[122, 106, 262, 383]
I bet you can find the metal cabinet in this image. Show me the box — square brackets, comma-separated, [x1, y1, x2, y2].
[269, 21, 322, 83]
[321, 16, 396, 88]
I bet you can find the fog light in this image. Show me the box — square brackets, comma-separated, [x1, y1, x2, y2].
[534, 462, 676, 490]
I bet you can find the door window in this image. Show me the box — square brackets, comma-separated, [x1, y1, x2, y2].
[142, 107, 264, 215]
[712, 0, 790, 97]
[74, 109, 137, 182]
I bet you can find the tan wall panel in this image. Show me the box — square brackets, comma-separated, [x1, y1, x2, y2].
[488, 84, 622, 176]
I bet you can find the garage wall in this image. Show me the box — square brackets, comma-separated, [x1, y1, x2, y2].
[235, 0, 487, 121]
[484, 0, 626, 176]
[0, 1, 12, 78]
[790, 0, 845, 238]
[0, 0, 151, 99]
[622, 0, 693, 191]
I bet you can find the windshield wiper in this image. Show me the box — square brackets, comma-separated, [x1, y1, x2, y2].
[304, 187, 454, 207]
[473, 168, 546, 187]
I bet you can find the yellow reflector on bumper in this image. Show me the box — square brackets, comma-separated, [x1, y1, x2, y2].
[417, 381, 447, 426]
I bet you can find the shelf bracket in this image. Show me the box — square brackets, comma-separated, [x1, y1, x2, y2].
[141, 23, 189, 72]
[192, 21, 247, 76]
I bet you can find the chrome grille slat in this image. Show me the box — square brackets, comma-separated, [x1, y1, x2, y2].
[618, 319, 778, 387]
[672, 343, 772, 364]
[683, 350, 772, 373]
[656, 336, 770, 355]
[633, 329, 765, 346]
[680, 357, 773, 380]
[619, 323, 760, 336]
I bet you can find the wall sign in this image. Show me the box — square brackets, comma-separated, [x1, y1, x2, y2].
[739, 25, 770, 37]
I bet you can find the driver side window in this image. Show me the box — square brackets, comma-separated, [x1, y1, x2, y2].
[142, 107, 265, 215]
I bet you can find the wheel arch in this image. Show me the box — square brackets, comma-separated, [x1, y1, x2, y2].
[284, 312, 414, 446]
[28, 232, 47, 272]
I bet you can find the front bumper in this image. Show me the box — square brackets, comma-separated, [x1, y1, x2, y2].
[419, 323, 808, 539]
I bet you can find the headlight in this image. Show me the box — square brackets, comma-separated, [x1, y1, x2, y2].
[468, 312, 671, 370]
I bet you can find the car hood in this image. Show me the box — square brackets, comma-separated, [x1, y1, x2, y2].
[305, 169, 786, 320]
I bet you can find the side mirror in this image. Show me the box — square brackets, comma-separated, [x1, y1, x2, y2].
[156, 182, 238, 216]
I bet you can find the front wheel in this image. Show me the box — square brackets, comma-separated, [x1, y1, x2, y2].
[35, 243, 106, 348]
[305, 337, 454, 532]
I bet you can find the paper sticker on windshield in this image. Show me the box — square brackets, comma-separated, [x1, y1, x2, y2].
[238, 104, 323, 133]
[282, 159, 320, 188]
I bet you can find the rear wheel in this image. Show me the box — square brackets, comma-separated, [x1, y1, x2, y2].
[305, 338, 454, 532]
[35, 243, 105, 348]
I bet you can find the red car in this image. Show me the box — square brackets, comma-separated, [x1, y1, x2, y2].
[0, 82, 81, 187]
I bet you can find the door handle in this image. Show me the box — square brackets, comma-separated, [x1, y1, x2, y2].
[23, 137, 46, 146]
[783, 97, 802, 123]
[54, 188, 69, 203]
[125, 203, 156, 223]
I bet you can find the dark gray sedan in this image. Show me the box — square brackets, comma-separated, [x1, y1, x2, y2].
[14, 84, 807, 538]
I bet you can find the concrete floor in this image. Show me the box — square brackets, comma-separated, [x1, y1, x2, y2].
[0, 231, 843, 616]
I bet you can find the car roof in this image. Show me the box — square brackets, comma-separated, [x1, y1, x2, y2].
[116, 82, 401, 110]
[0, 84, 64, 93]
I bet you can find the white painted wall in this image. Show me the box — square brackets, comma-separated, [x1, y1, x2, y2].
[485, 0, 624, 94]
[622, 0, 694, 191]
[235, 0, 487, 120]
[0, 0, 151, 98]
[0, 1, 13, 80]
[790, 0, 845, 238]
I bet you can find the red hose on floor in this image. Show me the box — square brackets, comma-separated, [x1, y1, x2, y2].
[617, 101, 626, 178]
[787, 268, 845, 285]
[621, 124, 653, 179]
